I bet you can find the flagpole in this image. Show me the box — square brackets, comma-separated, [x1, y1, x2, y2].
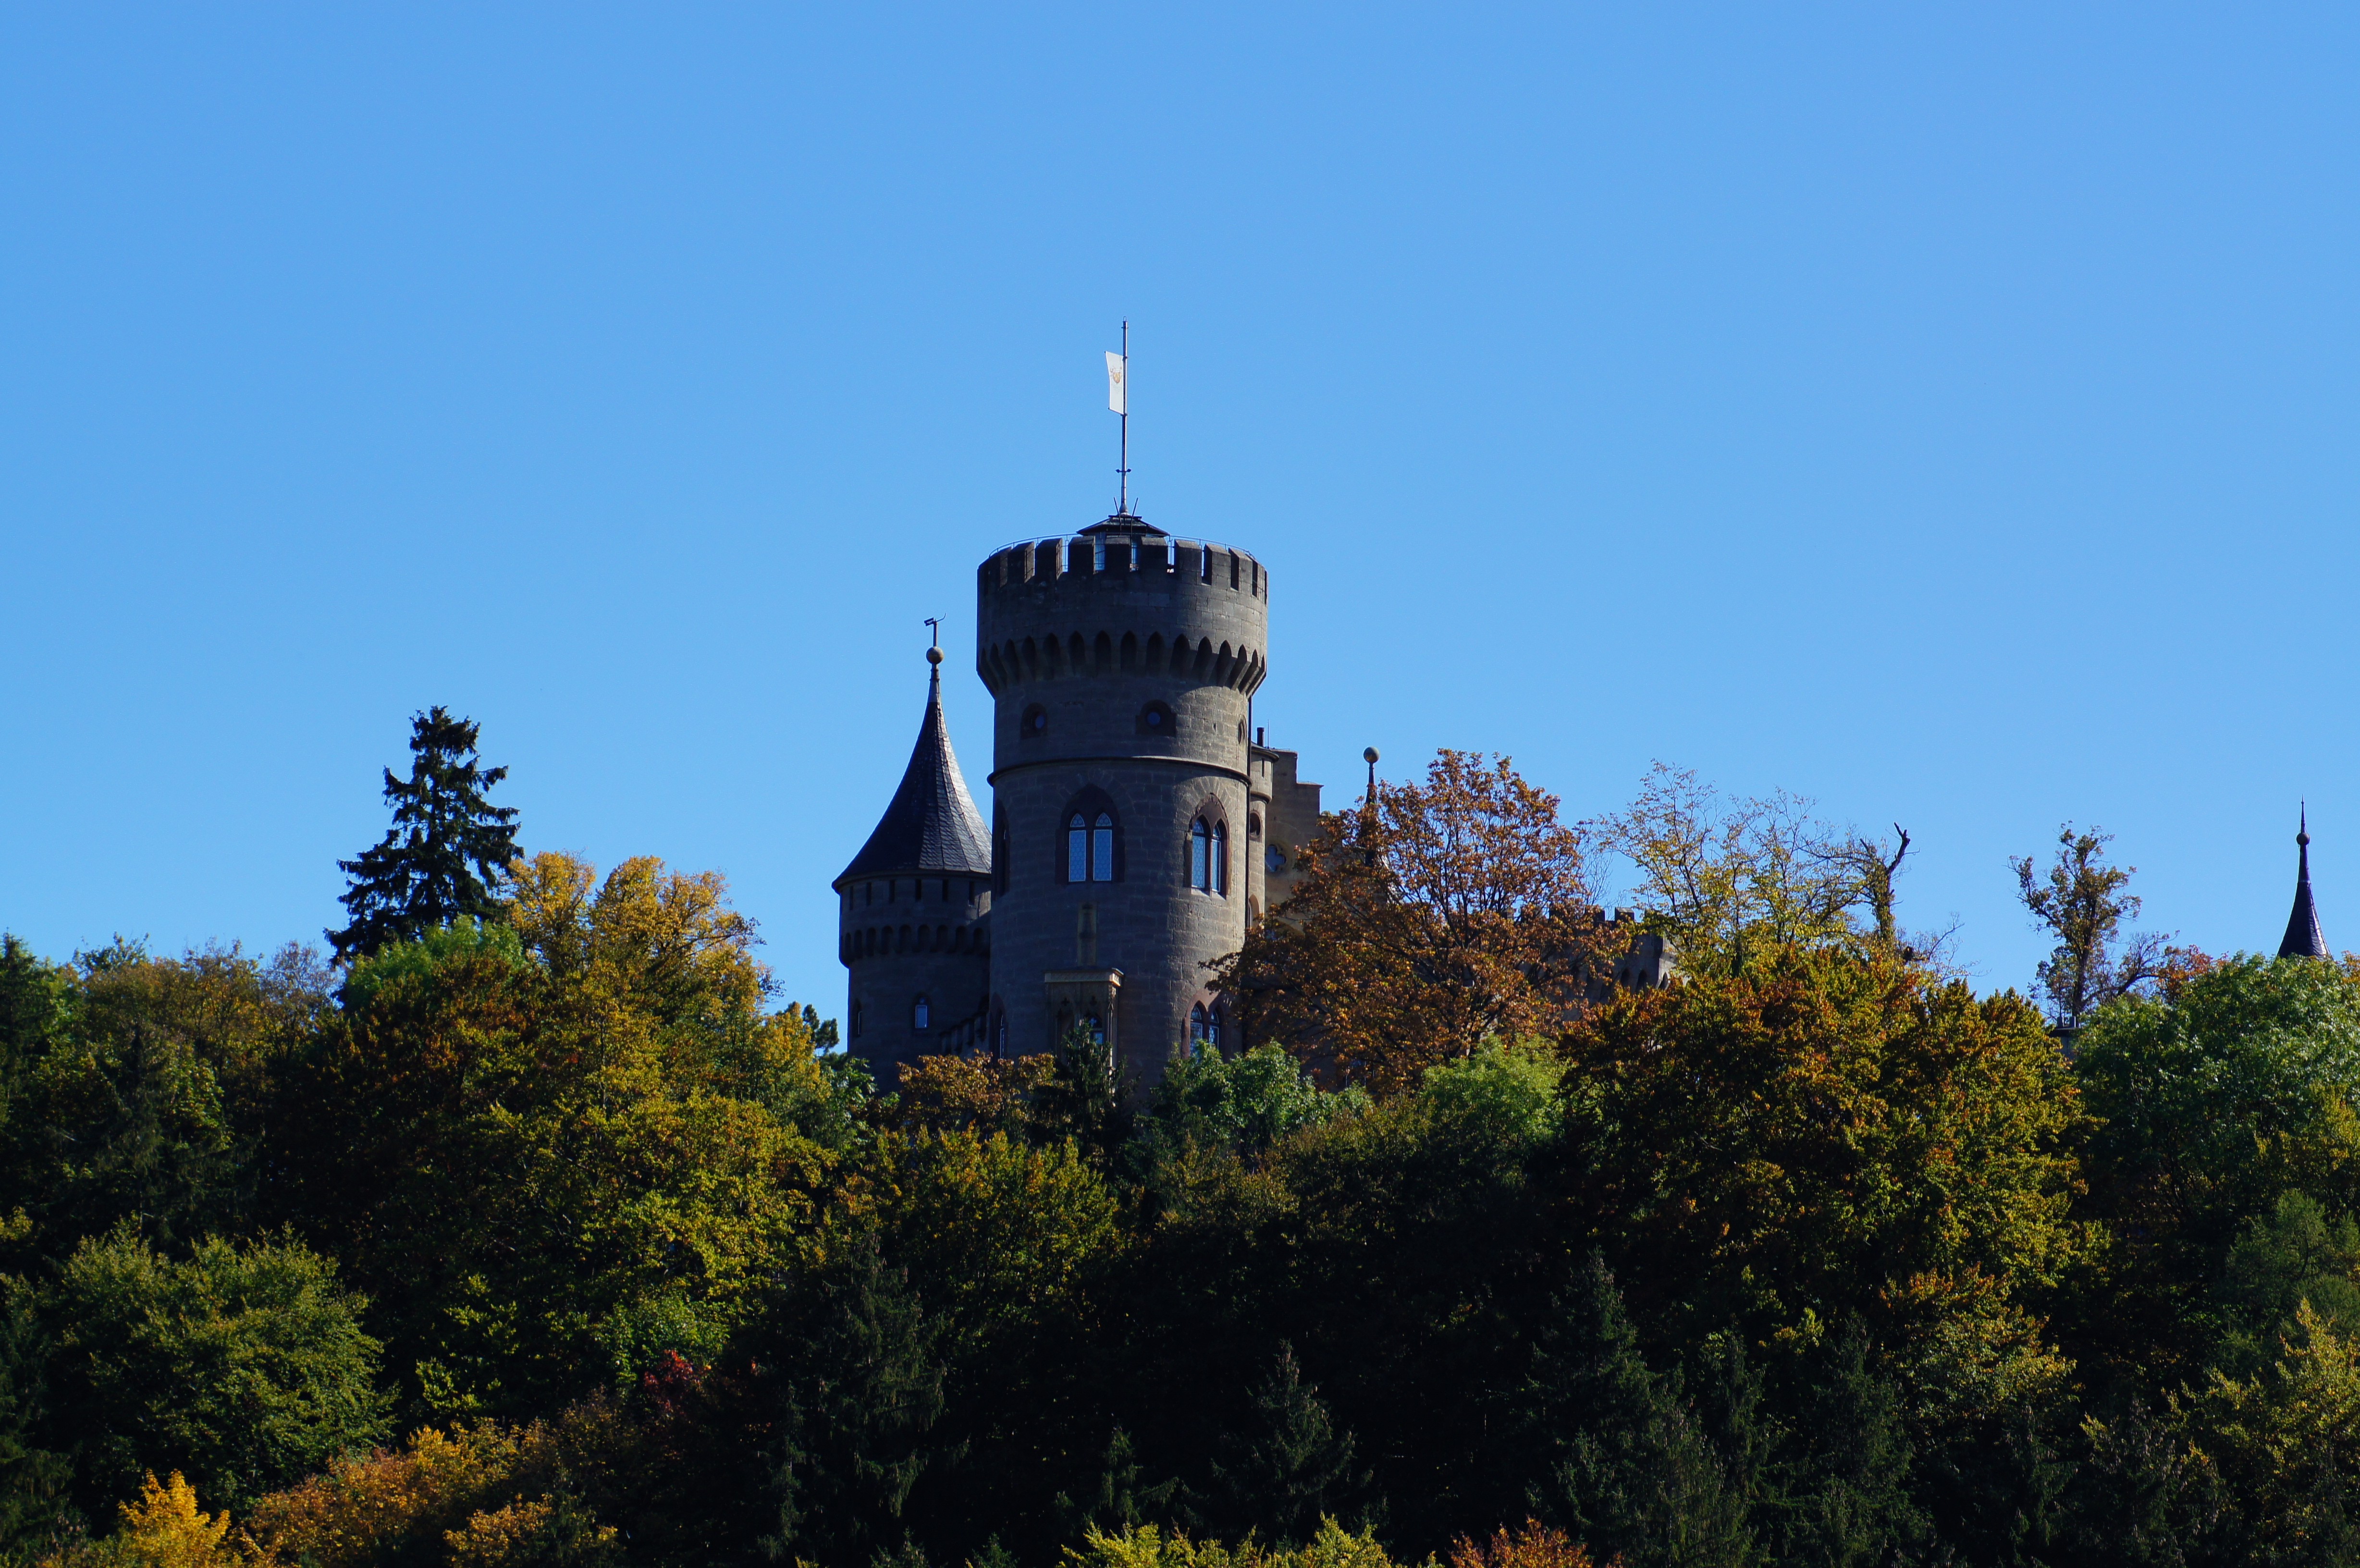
[1118, 320, 1130, 515]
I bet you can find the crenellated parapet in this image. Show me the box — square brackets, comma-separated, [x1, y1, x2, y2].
[978, 628, 1266, 695]
[975, 534, 1269, 698]
[978, 534, 1268, 597]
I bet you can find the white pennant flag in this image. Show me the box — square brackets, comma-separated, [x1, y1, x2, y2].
[1106, 351, 1127, 415]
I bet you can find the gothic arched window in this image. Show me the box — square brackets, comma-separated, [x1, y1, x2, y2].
[1191, 819, 1211, 891]
[1190, 1004, 1210, 1048]
[913, 995, 931, 1030]
[1060, 788, 1121, 883]
[1213, 821, 1229, 896]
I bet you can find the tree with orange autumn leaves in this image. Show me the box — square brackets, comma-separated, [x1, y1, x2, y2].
[1215, 751, 1606, 1096]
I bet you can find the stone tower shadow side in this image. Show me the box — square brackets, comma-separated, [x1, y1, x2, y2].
[977, 528, 1269, 1085]
[834, 647, 996, 1085]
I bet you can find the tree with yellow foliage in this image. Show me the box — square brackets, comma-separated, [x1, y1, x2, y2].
[48, 1471, 245, 1568]
[272, 852, 840, 1421]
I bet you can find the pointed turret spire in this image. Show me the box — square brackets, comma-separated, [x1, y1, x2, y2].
[2278, 806, 2327, 959]
[835, 644, 992, 886]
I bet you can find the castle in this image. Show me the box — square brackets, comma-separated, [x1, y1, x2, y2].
[834, 511, 1323, 1086]
[834, 513, 2336, 1088]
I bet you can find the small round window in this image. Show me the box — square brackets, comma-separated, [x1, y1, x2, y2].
[1021, 704, 1048, 739]
[1266, 846, 1287, 873]
[1138, 700, 1173, 737]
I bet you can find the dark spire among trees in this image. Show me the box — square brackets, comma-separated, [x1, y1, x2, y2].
[327, 707, 520, 961]
[2278, 808, 2327, 959]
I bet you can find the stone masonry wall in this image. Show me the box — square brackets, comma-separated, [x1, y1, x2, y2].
[977, 533, 1269, 1085]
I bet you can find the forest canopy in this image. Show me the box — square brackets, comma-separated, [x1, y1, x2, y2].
[1, 713, 2350, 1568]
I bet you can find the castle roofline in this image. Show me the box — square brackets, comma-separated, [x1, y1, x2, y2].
[835, 655, 992, 888]
[1078, 511, 1166, 537]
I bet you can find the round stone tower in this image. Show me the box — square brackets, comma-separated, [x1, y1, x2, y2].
[975, 515, 1270, 1083]
[834, 646, 996, 1082]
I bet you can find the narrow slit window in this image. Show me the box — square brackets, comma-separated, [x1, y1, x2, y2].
[913, 995, 930, 1030]
[1213, 821, 1229, 896]
[1068, 815, 1089, 883]
[1191, 819, 1211, 891]
[1093, 814, 1115, 882]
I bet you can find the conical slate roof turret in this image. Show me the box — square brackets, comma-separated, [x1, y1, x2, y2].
[2279, 807, 2328, 959]
[835, 648, 992, 886]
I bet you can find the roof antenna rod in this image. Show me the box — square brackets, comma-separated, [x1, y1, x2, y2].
[1108, 320, 1131, 516]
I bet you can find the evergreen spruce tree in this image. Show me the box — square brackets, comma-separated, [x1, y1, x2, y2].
[1775, 1323, 1924, 1567]
[1206, 1342, 1369, 1546]
[0, 1283, 74, 1564]
[328, 707, 520, 961]
[1031, 1021, 1134, 1165]
[763, 1231, 954, 1568]
[1054, 1427, 1183, 1538]
[1525, 1254, 1753, 1568]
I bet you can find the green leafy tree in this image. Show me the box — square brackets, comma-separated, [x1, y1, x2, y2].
[1562, 947, 2088, 1368]
[1105, 1044, 1592, 1554]
[2013, 824, 2165, 1035]
[0, 935, 70, 1099]
[1561, 945, 2087, 1556]
[2215, 1192, 2360, 1377]
[278, 852, 835, 1422]
[0, 940, 328, 1273]
[1602, 765, 1899, 977]
[2071, 954, 2360, 1384]
[1140, 1042, 1365, 1166]
[2189, 1300, 2360, 1567]
[39, 1228, 390, 1517]
[329, 707, 520, 961]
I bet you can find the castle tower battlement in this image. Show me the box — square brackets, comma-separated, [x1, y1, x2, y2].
[977, 519, 1275, 1080]
[976, 535, 1269, 698]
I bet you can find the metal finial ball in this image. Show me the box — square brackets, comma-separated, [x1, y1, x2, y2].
[926, 645, 944, 665]
[1363, 747, 1379, 764]
[2300, 830, 2311, 847]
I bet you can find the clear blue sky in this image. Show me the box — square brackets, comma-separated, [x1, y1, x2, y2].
[4, 6, 2353, 1017]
